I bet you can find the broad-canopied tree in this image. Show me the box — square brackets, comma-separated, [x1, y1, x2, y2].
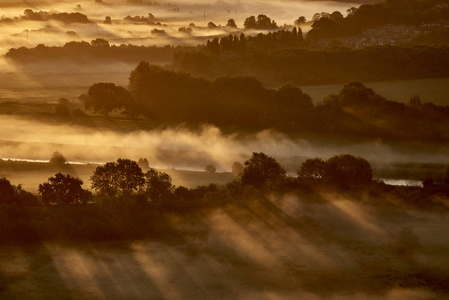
[205, 164, 216, 174]
[336, 82, 384, 105]
[297, 157, 326, 181]
[91, 158, 144, 197]
[240, 152, 286, 189]
[50, 151, 67, 164]
[324, 154, 373, 187]
[226, 19, 237, 28]
[294, 16, 306, 25]
[244, 14, 277, 30]
[38, 173, 86, 205]
[275, 84, 314, 111]
[144, 168, 173, 201]
[85, 82, 134, 117]
[91, 38, 110, 48]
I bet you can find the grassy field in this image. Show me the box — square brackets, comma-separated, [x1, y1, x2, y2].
[1, 193, 449, 299]
[302, 77, 449, 105]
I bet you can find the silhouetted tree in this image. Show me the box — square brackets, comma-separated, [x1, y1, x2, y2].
[255, 14, 277, 29]
[297, 157, 326, 181]
[0, 178, 15, 205]
[275, 84, 313, 111]
[243, 16, 256, 29]
[91, 158, 144, 197]
[207, 21, 217, 29]
[294, 16, 306, 25]
[0, 179, 38, 206]
[324, 154, 373, 187]
[174, 186, 191, 201]
[14, 185, 39, 207]
[151, 29, 166, 35]
[178, 27, 193, 34]
[205, 164, 216, 173]
[50, 151, 67, 164]
[337, 82, 383, 105]
[22, 9, 46, 21]
[144, 168, 173, 201]
[226, 19, 237, 28]
[85, 82, 134, 117]
[244, 14, 277, 29]
[330, 11, 344, 22]
[138, 158, 150, 170]
[91, 38, 110, 47]
[240, 152, 286, 189]
[38, 173, 86, 205]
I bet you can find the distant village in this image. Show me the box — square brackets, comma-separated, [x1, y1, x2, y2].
[315, 22, 449, 48]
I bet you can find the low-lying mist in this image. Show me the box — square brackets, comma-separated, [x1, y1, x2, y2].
[0, 0, 354, 55]
[1, 115, 449, 173]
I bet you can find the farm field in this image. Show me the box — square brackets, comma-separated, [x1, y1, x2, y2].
[1, 196, 449, 300]
[302, 77, 449, 105]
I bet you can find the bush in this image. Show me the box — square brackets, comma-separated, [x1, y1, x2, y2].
[240, 152, 286, 190]
[50, 151, 67, 164]
[324, 154, 373, 188]
[205, 164, 216, 173]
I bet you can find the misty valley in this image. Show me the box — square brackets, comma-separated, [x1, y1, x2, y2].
[1, 0, 449, 299]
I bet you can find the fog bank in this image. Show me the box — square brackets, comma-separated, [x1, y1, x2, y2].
[1, 115, 449, 173]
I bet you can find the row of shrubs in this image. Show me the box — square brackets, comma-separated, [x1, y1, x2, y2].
[3, 152, 449, 243]
[0, 153, 376, 207]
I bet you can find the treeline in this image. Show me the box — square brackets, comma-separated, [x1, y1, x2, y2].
[5, 39, 176, 65]
[86, 62, 449, 142]
[1, 153, 448, 243]
[204, 29, 305, 56]
[0, 153, 413, 208]
[174, 41, 449, 85]
[9, 35, 449, 86]
[307, 0, 449, 41]
[0, 9, 91, 24]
